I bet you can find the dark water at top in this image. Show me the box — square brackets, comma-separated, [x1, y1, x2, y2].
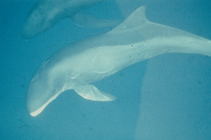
[0, 0, 210, 139]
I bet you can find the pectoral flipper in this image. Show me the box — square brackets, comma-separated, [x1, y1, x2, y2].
[74, 84, 115, 101]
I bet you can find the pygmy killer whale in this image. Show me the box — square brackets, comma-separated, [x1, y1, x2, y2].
[23, 0, 119, 38]
[27, 6, 211, 117]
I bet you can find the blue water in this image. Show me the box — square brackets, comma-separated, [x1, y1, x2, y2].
[0, 0, 210, 139]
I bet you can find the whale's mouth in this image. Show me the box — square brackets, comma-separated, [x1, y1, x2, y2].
[29, 91, 62, 117]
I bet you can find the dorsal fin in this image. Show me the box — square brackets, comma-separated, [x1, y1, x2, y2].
[115, 0, 143, 17]
[109, 6, 148, 33]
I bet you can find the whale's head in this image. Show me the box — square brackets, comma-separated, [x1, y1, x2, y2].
[27, 67, 65, 117]
[22, 5, 62, 38]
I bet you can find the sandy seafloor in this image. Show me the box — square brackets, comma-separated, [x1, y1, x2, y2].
[0, 0, 210, 139]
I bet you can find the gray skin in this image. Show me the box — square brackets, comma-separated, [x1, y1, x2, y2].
[27, 6, 211, 117]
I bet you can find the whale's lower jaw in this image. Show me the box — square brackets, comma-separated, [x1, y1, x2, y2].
[29, 90, 62, 117]
[30, 104, 48, 117]
[29, 100, 53, 117]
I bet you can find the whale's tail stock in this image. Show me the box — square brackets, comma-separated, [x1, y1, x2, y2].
[175, 37, 211, 57]
[144, 35, 211, 59]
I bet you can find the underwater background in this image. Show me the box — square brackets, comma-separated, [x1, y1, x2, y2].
[0, 0, 210, 139]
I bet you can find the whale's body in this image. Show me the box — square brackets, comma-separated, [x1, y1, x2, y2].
[23, 0, 120, 38]
[27, 6, 211, 117]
